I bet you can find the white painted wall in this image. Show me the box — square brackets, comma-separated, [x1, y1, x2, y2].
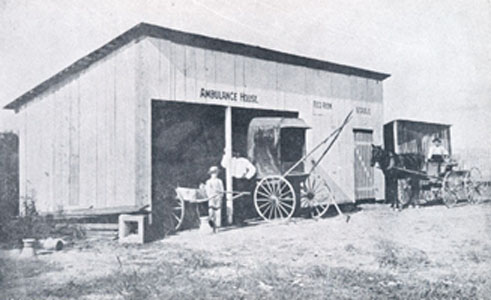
[18, 41, 139, 214]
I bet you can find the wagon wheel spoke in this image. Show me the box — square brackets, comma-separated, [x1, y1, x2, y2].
[256, 190, 272, 199]
[258, 201, 271, 210]
[310, 177, 319, 193]
[260, 201, 272, 216]
[268, 204, 274, 220]
[262, 180, 275, 195]
[277, 203, 290, 217]
[280, 188, 293, 198]
[173, 213, 181, 222]
[275, 179, 283, 196]
[278, 182, 288, 196]
[278, 199, 294, 210]
[279, 201, 294, 209]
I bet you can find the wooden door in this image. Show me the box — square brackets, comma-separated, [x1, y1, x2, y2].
[354, 129, 374, 200]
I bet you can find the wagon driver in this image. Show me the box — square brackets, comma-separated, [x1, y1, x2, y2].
[427, 137, 448, 162]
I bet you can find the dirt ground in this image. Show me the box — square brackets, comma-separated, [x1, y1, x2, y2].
[1, 200, 491, 300]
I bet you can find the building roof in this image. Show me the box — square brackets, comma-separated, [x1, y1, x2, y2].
[4, 22, 391, 111]
[386, 119, 452, 128]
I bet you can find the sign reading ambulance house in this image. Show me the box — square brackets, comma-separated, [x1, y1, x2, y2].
[200, 88, 258, 104]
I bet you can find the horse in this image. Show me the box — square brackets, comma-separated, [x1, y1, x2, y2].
[370, 145, 425, 209]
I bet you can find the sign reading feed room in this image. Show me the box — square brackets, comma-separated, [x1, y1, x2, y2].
[199, 88, 258, 104]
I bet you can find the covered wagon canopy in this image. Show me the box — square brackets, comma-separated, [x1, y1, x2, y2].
[384, 119, 452, 157]
[247, 117, 310, 178]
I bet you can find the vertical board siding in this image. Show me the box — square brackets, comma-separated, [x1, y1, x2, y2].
[20, 43, 137, 213]
[194, 48, 207, 92]
[68, 81, 80, 206]
[115, 47, 137, 207]
[173, 44, 187, 101]
[37, 95, 52, 211]
[215, 52, 236, 90]
[95, 62, 107, 209]
[79, 69, 98, 209]
[135, 40, 152, 208]
[185, 46, 198, 100]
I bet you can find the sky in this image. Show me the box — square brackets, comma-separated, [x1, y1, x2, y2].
[0, 0, 490, 152]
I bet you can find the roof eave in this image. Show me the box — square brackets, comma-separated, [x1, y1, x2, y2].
[4, 22, 391, 111]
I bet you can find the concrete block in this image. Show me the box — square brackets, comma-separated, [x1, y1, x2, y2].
[118, 214, 147, 244]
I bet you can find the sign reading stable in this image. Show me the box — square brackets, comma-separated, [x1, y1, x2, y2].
[200, 88, 258, 103]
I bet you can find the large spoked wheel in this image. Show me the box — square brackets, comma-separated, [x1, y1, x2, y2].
[171, 193, 185, 231]
[465, 167, 482, 204]
[442, 171, 459, 208]
[254, 175, 296, 221]
[300, 173, 332, 219]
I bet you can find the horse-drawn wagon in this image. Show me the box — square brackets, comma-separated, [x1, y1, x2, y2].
[372, 120, 484, 208]
[169, 111, 354, 230]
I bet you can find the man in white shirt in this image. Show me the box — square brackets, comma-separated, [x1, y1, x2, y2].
[221, 152, 256, 180]
[220, 151, 257, 225]
[427, 137, 448, 162]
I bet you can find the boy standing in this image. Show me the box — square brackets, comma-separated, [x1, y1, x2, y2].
[205, 166, 224, 233]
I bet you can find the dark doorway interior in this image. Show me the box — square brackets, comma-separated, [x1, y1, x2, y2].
[152, 101, 225, 230]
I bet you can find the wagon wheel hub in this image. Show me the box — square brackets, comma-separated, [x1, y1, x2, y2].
[306, 192, 315, 201]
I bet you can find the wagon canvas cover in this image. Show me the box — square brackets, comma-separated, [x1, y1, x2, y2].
[247, 117, 309, 178]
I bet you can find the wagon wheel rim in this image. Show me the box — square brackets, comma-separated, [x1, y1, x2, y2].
[442, 172, 458, 208]
[172, 193, 185, 230]
[465, 167, 482, 204]
[300, 174, 331, 219]
[254, 175, 296, 222]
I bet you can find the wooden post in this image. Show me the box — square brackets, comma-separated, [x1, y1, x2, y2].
[224, 106, 233, 225]
[393, 120, 399, 154]
[19, 111, 26, 216]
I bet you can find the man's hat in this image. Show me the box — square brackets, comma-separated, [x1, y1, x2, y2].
[432, 137, 442, 143]
[208, 166, 220, 174]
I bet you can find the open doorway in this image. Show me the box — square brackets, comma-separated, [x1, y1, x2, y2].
[152, 100, 225, 231]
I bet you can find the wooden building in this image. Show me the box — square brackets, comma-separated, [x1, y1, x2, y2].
[4, 23, 390, 223]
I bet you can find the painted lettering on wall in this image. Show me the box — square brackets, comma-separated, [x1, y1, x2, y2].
[199, 88, 258, 103]
[313, 100, 333, 110]
[356, 107, 371, 115]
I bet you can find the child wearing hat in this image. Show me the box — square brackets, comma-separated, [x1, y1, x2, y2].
[205, 166, 224, 233]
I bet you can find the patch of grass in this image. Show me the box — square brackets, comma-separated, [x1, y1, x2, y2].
[0, 256, 63, 297]
[376, 239, 431, 269]
[2, 249, 488, 300]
